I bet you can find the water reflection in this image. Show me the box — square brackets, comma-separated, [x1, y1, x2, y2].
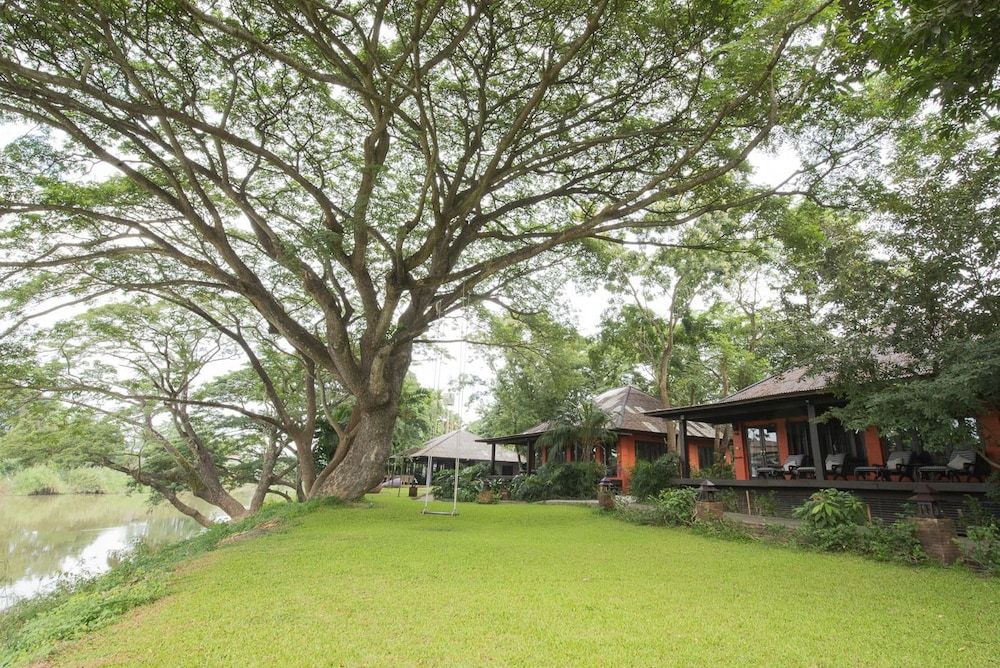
[0, 494, 215, 610]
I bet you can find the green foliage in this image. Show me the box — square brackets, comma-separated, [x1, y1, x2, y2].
[690, 517, 755, 542]
[691, 459, 735, 480]
[960, 525, 1000, 576]
[61, 468, 127, 495]
[628, 454, 680, 502]
[0, 402, 123, 469]
[474, 314, 597, 439]
[856, 520, 927, 566]
[430, 463, 491, 503]
[9, 465, 64, 495]
[510, 463, 603, 502]
[652, 487, 698, 526]
[793, 488, 867, 529]
[959, 495, 999, 531]
[751, 490, 779, 517]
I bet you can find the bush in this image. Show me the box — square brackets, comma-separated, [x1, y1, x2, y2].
[795, 524, 861, 552]
[793, 488, 867, 529]
[63, 468, 109, 495]
[10, 465, 64, 495]
[510, 462, 603, 502]
[652, 487, 698, 526]
[960, 525, 1000, 575]
[690, 459, 735, 480]
[629, 454, 680, 502]
[430, 463, 489, 503]
[857, 520, 926, 565]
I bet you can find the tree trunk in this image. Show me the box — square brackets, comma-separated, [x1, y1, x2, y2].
[312, 400, 399, 500]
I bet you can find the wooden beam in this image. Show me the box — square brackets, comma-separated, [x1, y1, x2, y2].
[527, 443, 535, 474]
[490, 442, 496, 476]
[807, 402, 825, 481]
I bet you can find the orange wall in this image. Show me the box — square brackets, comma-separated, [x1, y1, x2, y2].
[732, 426, 749, 480]
[617, 434, 636, 491]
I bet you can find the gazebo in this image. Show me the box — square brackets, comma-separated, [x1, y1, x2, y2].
[408, 429, 522, 479]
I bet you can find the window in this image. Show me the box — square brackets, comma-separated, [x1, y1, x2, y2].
[744, 425, 778, 476]
[816, 419, 867, 466]
[635, 440, 666, 462]
[697, 445, 715, 470]
[787, 421, 810, 456]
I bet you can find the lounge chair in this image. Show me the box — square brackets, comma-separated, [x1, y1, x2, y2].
[756, 454, 808, 479]
[917, 449, 982, 482]
[854, 450, 913, 481]
[795, 453, 847, 480]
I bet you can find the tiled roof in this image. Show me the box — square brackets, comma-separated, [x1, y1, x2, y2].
[409, 429, 520, 462]
[486, 386, 716, 441]
[714, 367, 832, 404]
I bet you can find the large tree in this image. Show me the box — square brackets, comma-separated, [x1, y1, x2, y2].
[0, 0, 839, 499]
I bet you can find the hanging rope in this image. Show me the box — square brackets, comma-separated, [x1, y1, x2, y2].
[422, 290, 468, 517]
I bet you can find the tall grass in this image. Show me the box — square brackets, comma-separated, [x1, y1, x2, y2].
[4, 467, 130, 496]
[9, 466, 64, 496]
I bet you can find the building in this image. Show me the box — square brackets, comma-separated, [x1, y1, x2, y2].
[407, 429, 521, 477]
[480, 386, 717, 491]
[645, 367, 1000, 525]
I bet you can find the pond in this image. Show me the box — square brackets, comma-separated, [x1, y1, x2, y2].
[0, 493, 215, 611]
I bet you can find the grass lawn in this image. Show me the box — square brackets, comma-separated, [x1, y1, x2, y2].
[51, 495, 1000, 667]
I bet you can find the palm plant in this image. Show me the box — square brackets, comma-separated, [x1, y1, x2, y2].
[536, 398, 616, 467]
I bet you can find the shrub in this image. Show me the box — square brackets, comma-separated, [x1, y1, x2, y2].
[629, 454, 680, 502]
[796, 524, 861, 552]
[960, 525, 1000, 575]
[690, 459, 735, 480]
[793, 488, 867, 529]
[857, 520, 926, 565]
[691, 517, 755, 542]
[430, 463, 489, 503]
[510, 462, 603, 502]
[750, 490, 779, 517]
[652, 487, 698, 526]
[959, 495, 998, 531]
[10, 465, 64, 495]
[63, 468, 109, 495]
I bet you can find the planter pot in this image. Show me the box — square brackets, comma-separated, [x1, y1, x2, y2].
[598, 491, 615, 510]
[500, 490, 511, 501]
[477, 490, 494, 504]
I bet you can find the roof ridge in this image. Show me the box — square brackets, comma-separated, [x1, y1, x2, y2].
[722, 367, 802, 400]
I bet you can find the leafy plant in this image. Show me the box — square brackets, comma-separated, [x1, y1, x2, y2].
[510, 463, 603, 502]
[691, 460, 736, 480]
[959, 525, 1000, 575]
[652, 487, 698, 526]
[430, 463, 490, 503]
[629, 454, 680, 502]
[856, 520, 926, 565]
[793, 488, 867, 529]
[63, 468, 110, 495]
[959, 495, 999, 532]
[751, 490, 779, 517]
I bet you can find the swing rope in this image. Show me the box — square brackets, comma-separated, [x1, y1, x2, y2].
[422, 292, 468, 517]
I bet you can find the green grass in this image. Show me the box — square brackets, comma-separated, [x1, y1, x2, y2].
[34, 496, 1000, 666]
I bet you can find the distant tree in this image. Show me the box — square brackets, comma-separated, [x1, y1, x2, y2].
[800, 118, 1000, 459]
[473, 313, 594, 439]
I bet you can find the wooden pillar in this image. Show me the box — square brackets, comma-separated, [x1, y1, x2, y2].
[527, 443, 535, 474]
[679, 417, 689, 478]
[807, 402, 825, 481]
[490, 442, 496, 476]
